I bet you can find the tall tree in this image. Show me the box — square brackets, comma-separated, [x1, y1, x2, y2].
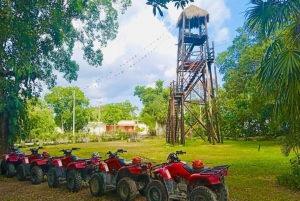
[101, 100, 138, 125]
[216, 28, 279, 139]
[244, 0, 300, 158]
[244, 0, 300, 120]
[0, 0, 132, 153]
[44, 86, 89, 133]
[134, 80, 169, 133]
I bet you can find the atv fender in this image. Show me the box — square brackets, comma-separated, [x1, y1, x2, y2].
[99, 162, 109, 173]
[2, 154, 9, 160]
[7, 156, 19, 162]
[153, 167, 173, 180]
[189, 173, 221, 186]
[31, 158, 48, 167]
[21, 157, 30, 164]
[52, 158, 63, 167]
[66, 161, 85, 172]
[119, 165, 143, 175]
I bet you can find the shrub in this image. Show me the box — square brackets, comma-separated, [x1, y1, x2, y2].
[276, 156, 300, 190]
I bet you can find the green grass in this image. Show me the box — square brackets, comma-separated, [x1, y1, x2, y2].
[38, 138, 299, 200]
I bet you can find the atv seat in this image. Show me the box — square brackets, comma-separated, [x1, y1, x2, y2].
[119, 158, 132, 166]
[37, 154, 43, 159]
[183, 164, 209, 174]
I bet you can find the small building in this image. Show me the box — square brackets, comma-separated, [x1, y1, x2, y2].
[85, 121, 106, 135]
[85, 120, 149, 135]
[106, 120, 149, 135]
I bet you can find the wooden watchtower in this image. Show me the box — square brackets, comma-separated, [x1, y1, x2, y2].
[166, 5, 220, 145]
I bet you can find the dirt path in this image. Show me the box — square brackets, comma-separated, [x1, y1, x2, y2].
[0, 176, 146, 201]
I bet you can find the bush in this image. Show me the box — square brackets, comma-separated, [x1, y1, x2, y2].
[276, 156, 300, 190]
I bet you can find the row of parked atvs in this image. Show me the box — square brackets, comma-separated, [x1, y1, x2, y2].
[1, 147, 230, 201]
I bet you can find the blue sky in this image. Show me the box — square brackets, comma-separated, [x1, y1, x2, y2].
[49, 0, 250, 113]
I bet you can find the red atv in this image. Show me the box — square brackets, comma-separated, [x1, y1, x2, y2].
[16, 146, 44, 181]
[89, 149, 152, 201]
[47, 147, 81, 189]
[65, 151, 110, 192]
[29, 150, 53, 185]
[145, 151, 230, 201]
[1, 146, 26, 177]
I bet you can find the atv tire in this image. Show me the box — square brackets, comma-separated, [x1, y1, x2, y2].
[16, 164, 27, 181]
[31, 166, 44, 185]
[145, 180, 167, 201]
[89, 173, 106, 196]
[210, 183, 229, 201]
[117, 177, 137, 201]
[67, 171, 82, 192]
[5, 163, 15, 178]
[47, 168, 59, 188]
[1, 160, 6, 175]
[190, 186, 217, 201]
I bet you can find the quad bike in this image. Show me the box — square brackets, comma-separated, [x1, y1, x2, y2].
[65, 151, 110, 192]
[89, 149, 152, 201]
[47, 147, 81, 189]
[1, 146, 26, 177]
[29, 150, 53, 185]
[145, 151, 230, 201]
[16, 146, 44, 181]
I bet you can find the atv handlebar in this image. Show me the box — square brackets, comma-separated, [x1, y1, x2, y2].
[29, 146, 44, 154]
[117, 149, 127, 153]
[59, 148, 80, 156]
[176, 150, 186, 155]
[106, 149, 127, 158]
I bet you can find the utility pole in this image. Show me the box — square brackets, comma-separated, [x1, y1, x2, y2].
[73, 90, 75, 142]
[97, 98, 102, 135]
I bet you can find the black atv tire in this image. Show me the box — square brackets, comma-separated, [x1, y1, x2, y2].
[47, 168, 59, 188]
[31, 166, 44, 185]
[117, 177, 137, 201]
[1, 160, 6, 175]
[210, 183, 229, 201]
[89, 173, 106, 196]
[67, 171, 82, 192]
[16, 164, 27, 181]
[145, 180, 167, 201]
[190, 186, 217, 201]
[5, 163, 15, 178]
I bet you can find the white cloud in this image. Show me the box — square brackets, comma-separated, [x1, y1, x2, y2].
[215, 27, 230, 43]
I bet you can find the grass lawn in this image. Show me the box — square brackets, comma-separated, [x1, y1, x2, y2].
[20, 138, 300, 200]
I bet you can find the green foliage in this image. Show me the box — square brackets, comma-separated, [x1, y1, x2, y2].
[44, 86, 89, 132]
[245, 0, 300, 122]
[216, 29, 281, 140]
[216, 28, 256, 75]
[134, 80, 169, 131]
[277, 156, 300, 190]
[26, 98, 56, 141]
[0, 0, 132, 152]
[100, 100, 138, 125]
[146, 0, 194, 16]
[244, 0, 300, 182]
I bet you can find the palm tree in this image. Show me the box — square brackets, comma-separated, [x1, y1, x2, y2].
[244, 0, 300, 120]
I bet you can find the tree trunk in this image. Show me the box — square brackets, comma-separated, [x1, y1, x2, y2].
[0, 85, 10, 154]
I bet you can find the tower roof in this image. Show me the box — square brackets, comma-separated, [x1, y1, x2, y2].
[176, 5, 209, 28]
